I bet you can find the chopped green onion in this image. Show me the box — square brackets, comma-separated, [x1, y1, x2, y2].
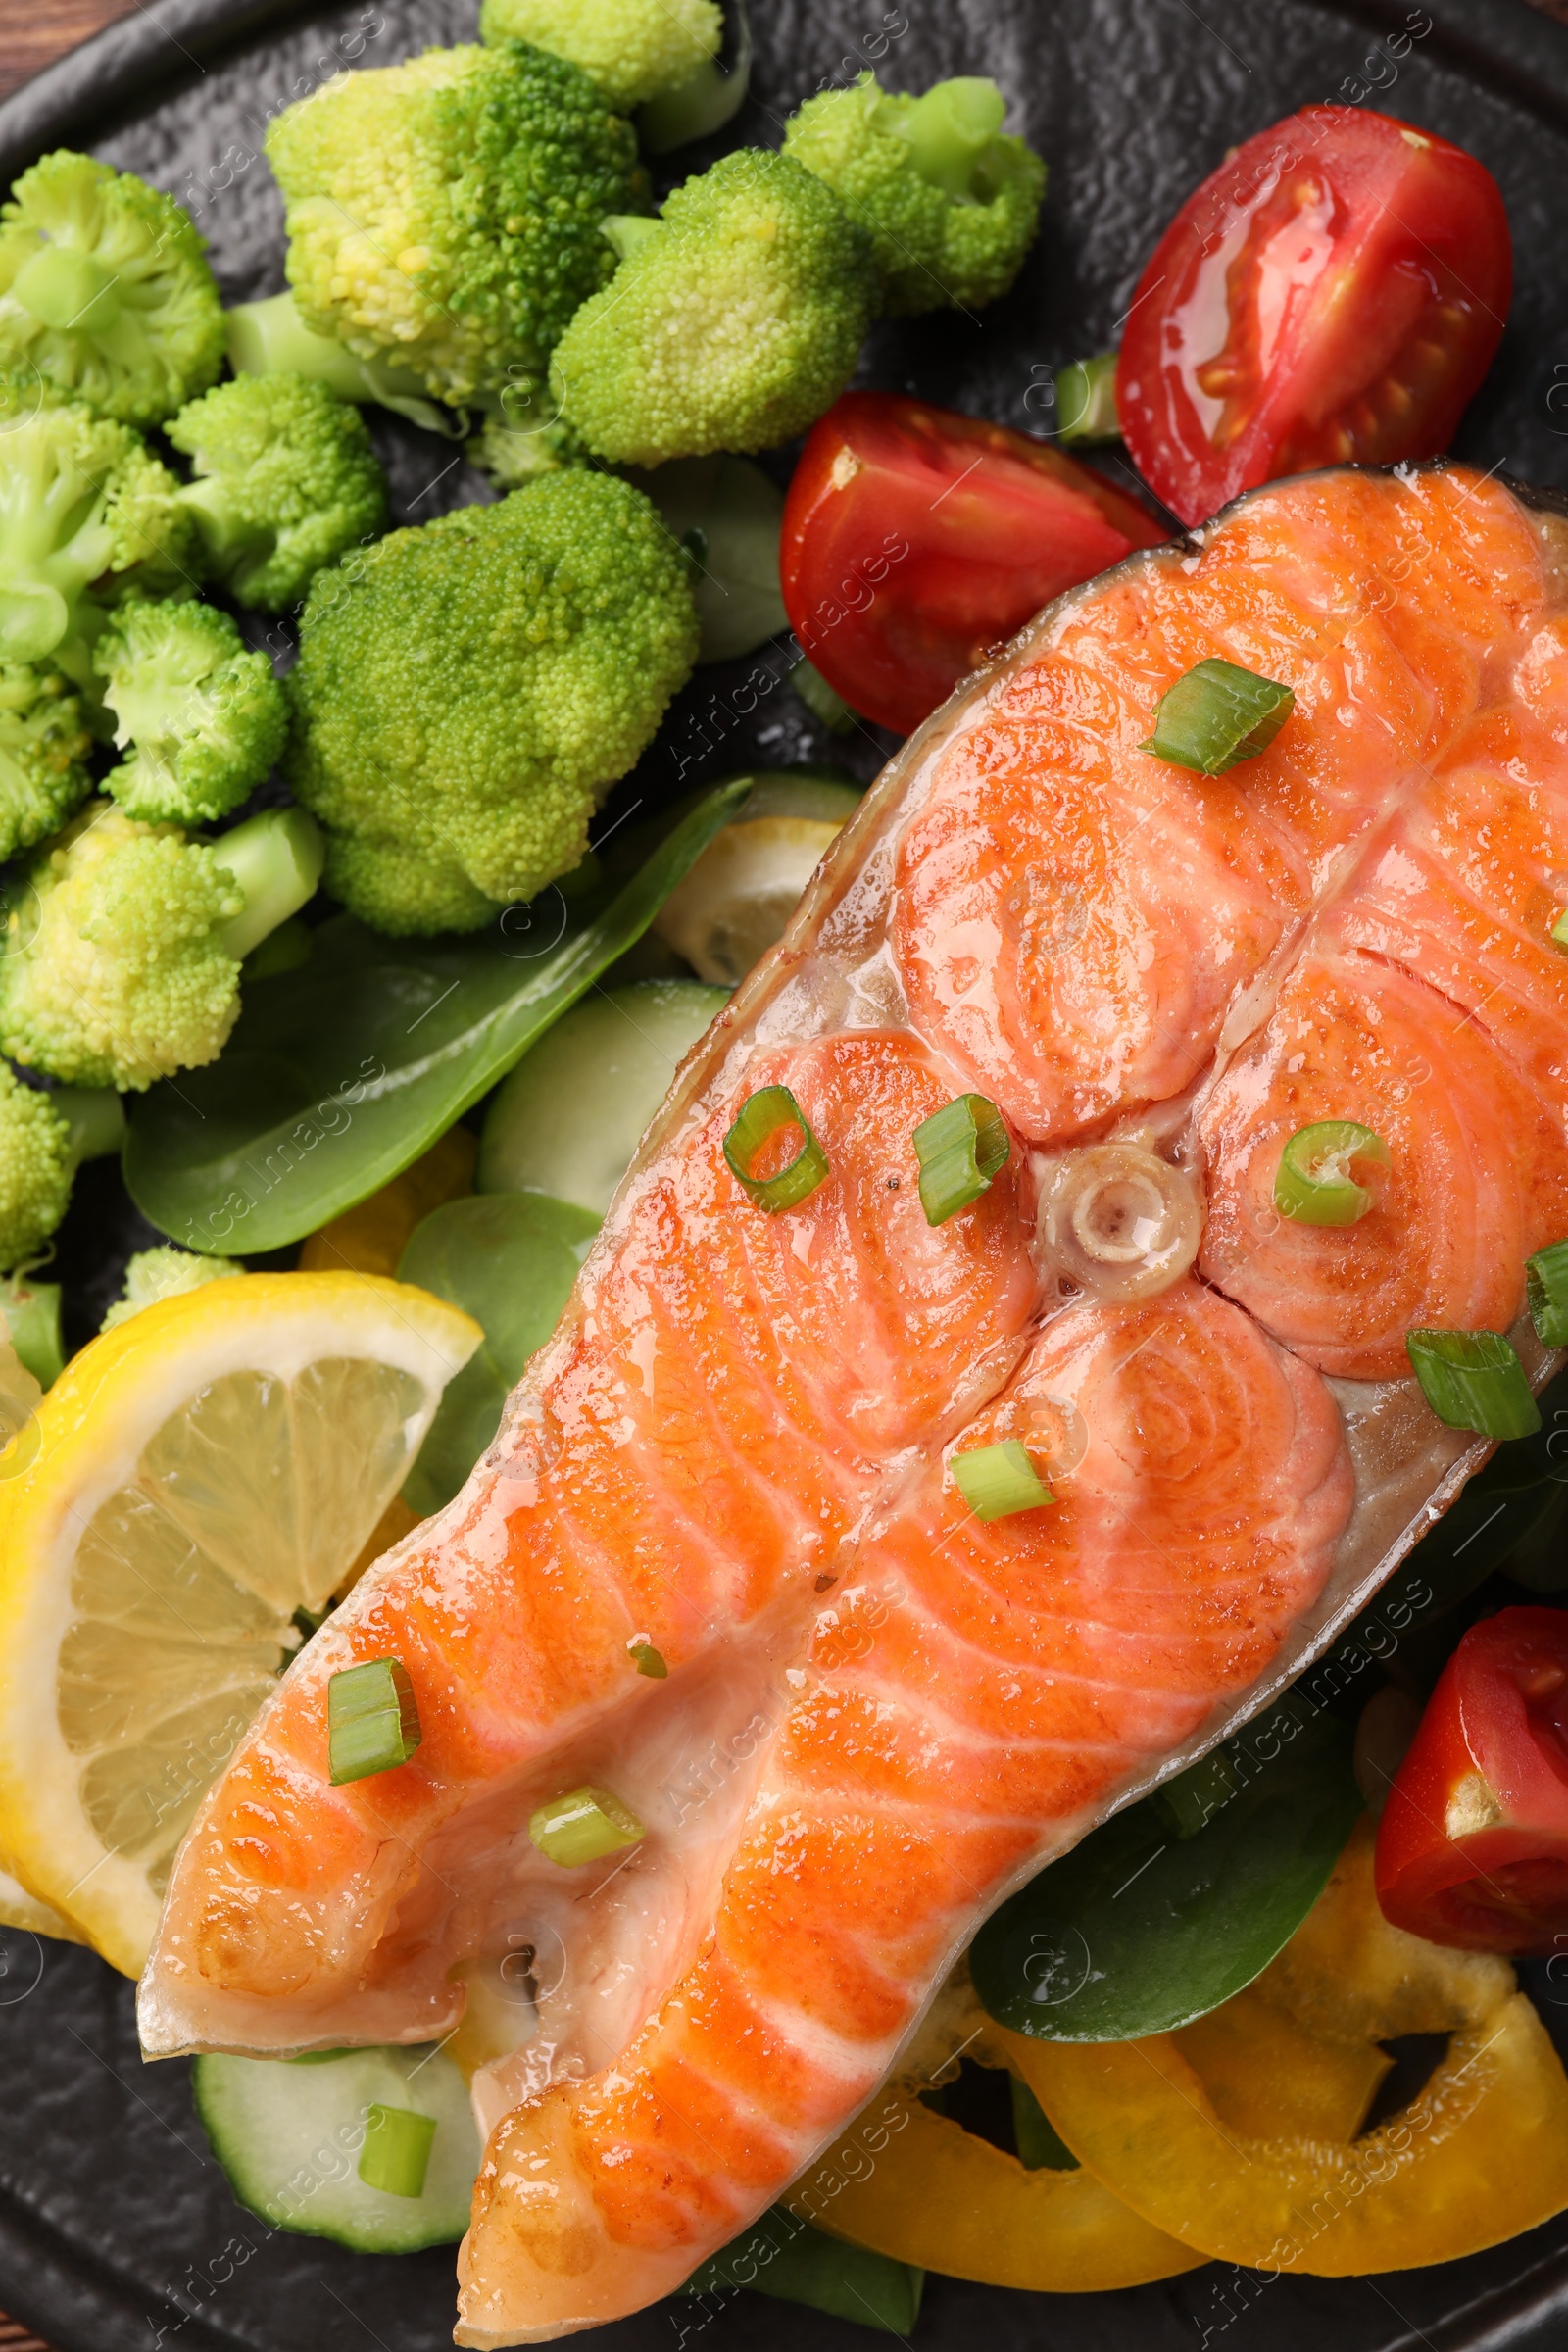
[327, 1657, 421, 1786]
[1406, 1329, 1542, 1441]
[1055, 352, 1120, 446]
[1551, 906, 1568, 952]
[628, 1637, 667, 1679]
[529, 1784, 645, 1868]
[951, 1439, 1054, 1522]
[913, 1094, 1009, 1226]
[723, 1086, 830, 1213]
[1154, 1749, 1238, 1841]
[1528, 1240, 1568, 1348]
[358, 2104, 437, 2199]
[1273, 1120, 1389, 1227]
[1141, 658, 1295, 776]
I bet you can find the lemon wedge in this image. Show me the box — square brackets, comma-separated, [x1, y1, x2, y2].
[0, 1272, 481, 1977]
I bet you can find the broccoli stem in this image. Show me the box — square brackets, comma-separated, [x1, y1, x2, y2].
[10, 244, 122, 334]
[52, 1085, 126, 1170]
[897, 77, 1008, 199]
[601, 216, 665, 265]
[638, 0, 752, 156]
[213, 807, 325, 962]
[224, 294, 468, 441]
[174, 473, 271, 575]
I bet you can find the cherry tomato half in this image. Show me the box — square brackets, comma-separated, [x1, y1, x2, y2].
[1375, 1606, 1568, 1956]
[1117, 106, 1512, 527]
[780, 392, 1166, 737]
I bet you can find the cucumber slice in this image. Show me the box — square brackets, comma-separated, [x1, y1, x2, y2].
[191, 2043, 480, 2252]
[652, 775, 862, 987]
[622, 456, 787, 665]
[477, 979, 729, 1216]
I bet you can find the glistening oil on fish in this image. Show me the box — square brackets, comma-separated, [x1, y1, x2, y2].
[138, 461, 1568, 2343]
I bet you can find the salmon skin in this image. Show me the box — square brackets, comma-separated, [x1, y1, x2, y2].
[138, 464, 1568, 2343]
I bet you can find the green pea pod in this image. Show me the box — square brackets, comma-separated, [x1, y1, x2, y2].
[122, 782, 749, 1255]
[970, 1704, 1360, 2043]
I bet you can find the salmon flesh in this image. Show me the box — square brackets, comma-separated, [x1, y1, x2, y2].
[139, 464, 1568, 2342]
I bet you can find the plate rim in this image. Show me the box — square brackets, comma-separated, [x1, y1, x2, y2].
[4, 0, 1568, 179]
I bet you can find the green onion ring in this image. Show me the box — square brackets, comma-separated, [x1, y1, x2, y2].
[327, 1656, 421, 1786]
[1141, 658, 1295, 776]
[913, 1094, 1010, 1226]
[1405, 1328, 1542, 1441]
[358, 2105, 437, 2199]
[1527, 1239, 1568, 1348]
[1273, 1120, 1389, 1227]
[723, 1085, 829, 1212]
[529, 1784, 645, 1868]
[951, 1439, 1054, 1522]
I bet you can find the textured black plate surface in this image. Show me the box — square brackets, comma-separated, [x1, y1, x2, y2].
[5, 0, 1568, 2346]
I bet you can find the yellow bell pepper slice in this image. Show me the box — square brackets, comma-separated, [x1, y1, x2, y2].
[1013, 1818, 1568, 2275]
[296, 1124, 476, 1278]
[801, 1984, 1200, 2290]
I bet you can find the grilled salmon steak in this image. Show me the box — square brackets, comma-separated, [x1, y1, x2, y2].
[139, 463, 1568, 2343]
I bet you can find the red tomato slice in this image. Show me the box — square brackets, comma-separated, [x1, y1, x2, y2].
[1375, 1606, 1568, 1956]
[1117, 106, 1512, 528]
[779, 392, 1166, 736]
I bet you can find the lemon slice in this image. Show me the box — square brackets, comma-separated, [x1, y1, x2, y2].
[0, 1858, 82, 1943]
[0, 1272, 481, 1978]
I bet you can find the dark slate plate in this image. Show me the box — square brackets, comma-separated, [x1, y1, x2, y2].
[5, 0, 1568, 2346]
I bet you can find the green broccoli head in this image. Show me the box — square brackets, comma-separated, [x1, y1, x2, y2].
[286, 470, 699, 934]
[478, 0, 720, 111]
[0, 1064, 74, 1272]
[93, 598, 288, 826]
[101, 1244, 243, 1329]
[167, 374, 388, 612]
[783, 74, 1046, 318]
[0, 662, 93, 860]
[551, 149, 874, 466]
[266, 40, 648, 409]
[0, 801, 319, 1090]
[0, 151, 224, 427]
[0, 403, 197, 671]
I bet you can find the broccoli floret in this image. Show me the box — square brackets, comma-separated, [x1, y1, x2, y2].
[266, 40, 648, 410]
[0, 1066, 73, 1270]
[783, 74, 1046, 318]
[478, 0, 720, 111]
[0, 1069, 122, 1273]
[0, 151, 223, 427]
[0, 403, 196, 672]
[0, 801, 323, 1090]
[166, 375, 387, 614]
[466, 384, 589, 487]
[93, 600, 287, 826]
[551, 151, 872, 466]
[0, 663, 93, 858]
[101, 1245, 243, 1330]
[285, 471, 698, 934]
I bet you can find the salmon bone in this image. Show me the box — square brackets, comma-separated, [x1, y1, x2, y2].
[1036, 1142, 1203, 1303]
